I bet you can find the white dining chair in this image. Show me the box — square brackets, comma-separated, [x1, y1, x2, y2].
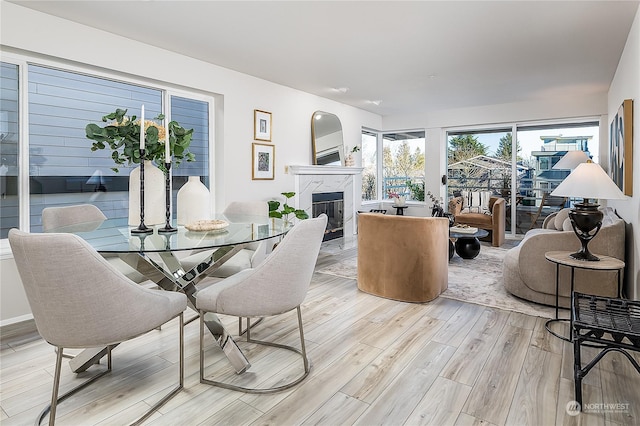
[196, 214, 327, 393]
[41, 204, 149, 284]
[8, 229, 187, 425]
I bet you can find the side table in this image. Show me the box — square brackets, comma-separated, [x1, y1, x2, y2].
[544, 251, 625, 342]
[449, 229, 489, 260]
[392, 205, 408, 215]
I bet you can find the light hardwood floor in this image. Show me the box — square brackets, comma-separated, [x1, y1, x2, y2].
[1, 243, 639, 425]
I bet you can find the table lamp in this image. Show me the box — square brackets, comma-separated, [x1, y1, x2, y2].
[551, 160, 626, 261]
[552, 150, 590, 170]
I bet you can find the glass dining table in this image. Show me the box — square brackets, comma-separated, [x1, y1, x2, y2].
[46, 214, 289, 375]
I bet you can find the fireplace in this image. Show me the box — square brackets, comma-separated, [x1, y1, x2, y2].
[289, 165, 363, 248]
[312, 192, 344, 241]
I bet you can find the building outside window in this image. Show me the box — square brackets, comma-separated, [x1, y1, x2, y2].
[0, 60, 213, 238]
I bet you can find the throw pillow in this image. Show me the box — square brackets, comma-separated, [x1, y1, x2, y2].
[562, 217, 574, 231]
[554, 208, 572, 230]
[464, 191, 492, 214]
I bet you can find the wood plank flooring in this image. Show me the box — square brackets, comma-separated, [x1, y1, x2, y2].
[1, 243, 639, 425]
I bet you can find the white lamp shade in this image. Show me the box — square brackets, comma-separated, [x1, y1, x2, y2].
[551, 161, 626, 200]
[552, 150, 590, 170]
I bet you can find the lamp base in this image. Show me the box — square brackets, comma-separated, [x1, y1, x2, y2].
[568, 202, 603, 262]
[569, 250, 600, 262]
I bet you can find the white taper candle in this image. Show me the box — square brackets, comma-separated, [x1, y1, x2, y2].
[140, 105, 145, 150]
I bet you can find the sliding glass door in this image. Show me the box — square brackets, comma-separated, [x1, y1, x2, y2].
[447, 120, 599, 235]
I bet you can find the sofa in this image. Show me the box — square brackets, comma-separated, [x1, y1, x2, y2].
[503, 207, 625, 308]
[357, 213, 449, 303]
[448, 194, 505, 247]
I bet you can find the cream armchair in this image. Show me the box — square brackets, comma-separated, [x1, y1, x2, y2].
[503, 207, 625, 308]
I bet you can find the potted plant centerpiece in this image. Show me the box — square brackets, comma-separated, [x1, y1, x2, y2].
[85, 108, 195, 225]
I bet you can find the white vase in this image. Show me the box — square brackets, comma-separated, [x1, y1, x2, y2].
[128, 160, 165, 226]
[345, 154, 355, 167]
[177, 176, 211, 225]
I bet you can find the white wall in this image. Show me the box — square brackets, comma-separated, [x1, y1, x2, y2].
[608, 7, 640, 300]
[0, 3, 382, 324]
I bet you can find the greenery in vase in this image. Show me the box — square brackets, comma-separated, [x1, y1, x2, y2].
[268, 192, 309, 222]
[85, 108, 195, 172]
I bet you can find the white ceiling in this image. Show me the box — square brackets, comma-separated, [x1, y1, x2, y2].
[9, 0, 640, 117]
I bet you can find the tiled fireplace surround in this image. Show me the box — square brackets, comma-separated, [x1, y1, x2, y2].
[289, 165, 363, 246]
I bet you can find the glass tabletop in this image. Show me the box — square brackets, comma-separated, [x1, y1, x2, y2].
[46, 214, 289, 253]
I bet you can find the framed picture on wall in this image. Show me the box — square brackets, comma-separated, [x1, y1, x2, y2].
[609, 99, 633, 196]
[252, 142, 275, 180]
[254, 109, 272, 141]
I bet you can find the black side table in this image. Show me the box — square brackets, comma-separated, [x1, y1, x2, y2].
[544, 251, 625, 342]
[392, 205, 408, 215]
[449, 229, 489, 259]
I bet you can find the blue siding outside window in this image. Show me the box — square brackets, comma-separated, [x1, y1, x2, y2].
[0, 63, 19, 239]
[22, 64, 210, 232]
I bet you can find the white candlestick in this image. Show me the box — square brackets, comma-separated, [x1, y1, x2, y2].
[165, 120, 171, 163]
[140, 105, 145, 150]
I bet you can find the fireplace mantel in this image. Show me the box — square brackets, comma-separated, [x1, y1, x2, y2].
[289, 165, 361, 247]
[288, 165, 363, 175]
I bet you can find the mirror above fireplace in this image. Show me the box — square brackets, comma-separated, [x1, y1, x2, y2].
[311, 111, 343, 166]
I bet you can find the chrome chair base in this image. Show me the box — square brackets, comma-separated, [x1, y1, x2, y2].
[38, 313, 184, 426]
[200, 307, 310, 394]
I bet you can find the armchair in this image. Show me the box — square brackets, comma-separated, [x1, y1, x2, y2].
[448, 195, 505, 247]
[357, 214, 449, 302]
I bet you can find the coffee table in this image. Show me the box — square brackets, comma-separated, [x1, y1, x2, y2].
[449, 229, 489, 259]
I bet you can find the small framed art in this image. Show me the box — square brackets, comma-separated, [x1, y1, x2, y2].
[254, 109, 272, 141]
[252, 142, 275, 180]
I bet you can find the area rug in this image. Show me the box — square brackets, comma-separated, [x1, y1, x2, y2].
[316, 241, 556, 319]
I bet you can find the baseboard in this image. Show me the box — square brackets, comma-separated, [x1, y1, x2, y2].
[0, 318, 38, 344]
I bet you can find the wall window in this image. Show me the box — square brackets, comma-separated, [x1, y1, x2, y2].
[361, 130, 377, 201]
[361, 128, 426, 202]
[0, 63, 19, 239]
[0, 60, 213, 237]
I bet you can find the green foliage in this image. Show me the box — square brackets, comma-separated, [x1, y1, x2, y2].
[406, 180, 425, 201]
[448, 134, 488, 163]
[85, 108, 195, 172]
[495, 133, 522, 162]
[268, 192, 309, 222]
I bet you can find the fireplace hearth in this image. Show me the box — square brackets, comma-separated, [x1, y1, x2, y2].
[312, 192, 344, 241]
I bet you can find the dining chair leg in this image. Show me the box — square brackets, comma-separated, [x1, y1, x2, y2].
[38, 347, 112, 425]
[37, 315, 183, 426]
[48, 347, 63, 426]
[200, 306, 311, 393]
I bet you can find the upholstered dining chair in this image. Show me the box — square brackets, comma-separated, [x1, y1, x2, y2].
[41, 203, 106, 233]
[214, 200, 270, 277]
[41, 204, 148, 284]
[8, 229, 187, 426]
[179, 200, 270, 278]
[196, 214, 327, 393]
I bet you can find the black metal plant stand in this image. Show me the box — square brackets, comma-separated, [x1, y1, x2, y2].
[131, 149, 153, 234]
[158, 162, 177, 234]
